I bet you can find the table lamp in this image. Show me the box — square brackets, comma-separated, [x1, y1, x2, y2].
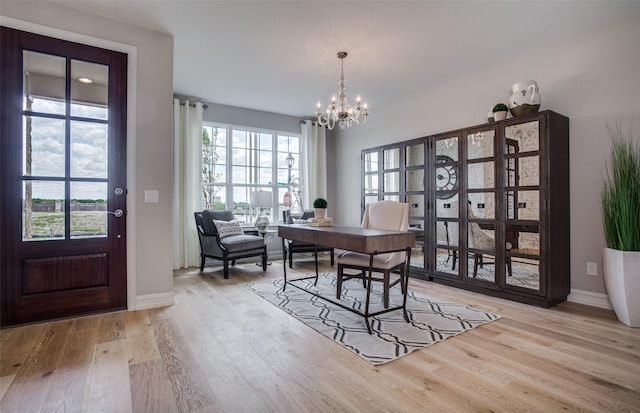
[250, 190, 273, 233]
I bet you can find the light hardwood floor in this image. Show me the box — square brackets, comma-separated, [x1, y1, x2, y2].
[2, 257, 640, 413]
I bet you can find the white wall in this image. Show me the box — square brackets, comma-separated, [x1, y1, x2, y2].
[329, 11, 640, 301]
[198, 101, 305, 135]
[1, 2, 175, 306]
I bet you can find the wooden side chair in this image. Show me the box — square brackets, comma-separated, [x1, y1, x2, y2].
[336, 200, 409, 308]
[282, 210, 335, 268]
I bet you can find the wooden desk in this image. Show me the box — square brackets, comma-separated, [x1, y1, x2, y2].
[278, 224, 416, 334]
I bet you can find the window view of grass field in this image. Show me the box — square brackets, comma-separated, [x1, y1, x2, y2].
[25, 200, 108, 240]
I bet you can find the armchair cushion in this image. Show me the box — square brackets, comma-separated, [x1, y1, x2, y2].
[213, 219, 244, 238]
[220, 233, 265, 252]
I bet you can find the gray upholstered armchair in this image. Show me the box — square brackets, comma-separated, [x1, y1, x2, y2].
[194, 210, 267, 279]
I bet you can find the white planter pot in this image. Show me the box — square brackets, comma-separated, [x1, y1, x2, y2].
[603, 248, 640, 327]
[493, 111, 507, 121]
[314, 208, 327, 219]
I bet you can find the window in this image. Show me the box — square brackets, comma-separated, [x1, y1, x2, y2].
[202, 123, 301, 224]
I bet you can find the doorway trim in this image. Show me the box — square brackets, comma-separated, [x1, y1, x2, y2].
[1, 16, 138, 311]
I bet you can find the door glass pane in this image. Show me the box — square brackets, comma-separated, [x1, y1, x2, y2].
[436, 136, 458, 161]
[71, 121, 108, 178]
[435, 155, 459, 197]
[468, 252, 497, 283]
[384, 171, 399, 192]
[468, 222, 496, 252]
[435, 248, 459, 276]
[516, 155, 539, 186]
[406, 143, 424, 167]
[406, 169, 424, 192]
[508, 226, 540, 256]
[436, 197, 459, 219]
[383, 194, 400, 202]
[364, 174, 378, 194]
[506, 190, 516, 219]
[23, 51, 65, 115]
[468, 192, 495, 219]
[505, 120, 539, 152]
[406, 195, 424, 216]
[70, 182, 108, 239]
[468, 162, 494, 190]
[506, 257, 540, 290]
[409, 219, 424, 269]
[507, 227, 541, 290]
[364, 195, 379, 206]
[505, 156, 517, 188]
[71, 60, 108, 119]
[383, 148, 400, 169]
[468, 221, 496, 283]
[363, 152, 378, 172]
[515, 190, 540, 220]
[23, 180, 65, 241]
[23, 116, 65, 177]
[436, 220, 458, 247]
[467, 130, 495, 160]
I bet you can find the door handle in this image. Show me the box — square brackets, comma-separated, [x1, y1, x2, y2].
[107, 209, 125, 218]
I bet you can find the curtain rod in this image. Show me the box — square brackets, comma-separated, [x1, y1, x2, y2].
[300, 120, 328, 129]
[178, 102, 208, 110]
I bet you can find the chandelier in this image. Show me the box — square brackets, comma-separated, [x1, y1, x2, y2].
[315, 51, 369, 130]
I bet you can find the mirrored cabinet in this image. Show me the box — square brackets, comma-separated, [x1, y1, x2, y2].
[361, 111, 569, 307]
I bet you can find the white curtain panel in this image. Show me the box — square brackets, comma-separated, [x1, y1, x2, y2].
[172, 99, 203, 269]
[301, 120, 327, 209]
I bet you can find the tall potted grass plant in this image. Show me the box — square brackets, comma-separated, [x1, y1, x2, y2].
[601, 123, 640, 327]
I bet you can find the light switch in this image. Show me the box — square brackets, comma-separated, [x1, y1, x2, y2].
[144, 190, 159, 203]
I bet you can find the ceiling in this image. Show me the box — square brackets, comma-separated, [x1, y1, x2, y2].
[50, 1, 636, 118]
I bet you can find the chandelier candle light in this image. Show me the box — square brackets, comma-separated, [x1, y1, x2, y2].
[316, 51, 369, 130]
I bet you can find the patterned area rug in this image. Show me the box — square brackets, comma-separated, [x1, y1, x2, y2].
[246, 273, 500, 365]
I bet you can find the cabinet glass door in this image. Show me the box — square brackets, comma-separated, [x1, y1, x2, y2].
[383, 147, 400, 200]
[406, 142, 425, 269]
[433, 136, 460, 276]
[504, 120, 541, 292]
[466, 129, 498, 284]
[362, 150, 380, 206]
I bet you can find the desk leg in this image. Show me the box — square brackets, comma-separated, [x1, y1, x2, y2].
[313, 244, 319, 286]
[363, 253, 375, 334]
[282, 238, 288, 291]
[402, 247, 411, 323]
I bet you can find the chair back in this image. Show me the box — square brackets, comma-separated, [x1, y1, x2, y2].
[283, 209, 315, 224]
[194, 212, 205, 234]
[361, 200, 409, 232]
[201, 209, 235, 235]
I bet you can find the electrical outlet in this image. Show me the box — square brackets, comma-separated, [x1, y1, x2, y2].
[586, 262, 598, 276]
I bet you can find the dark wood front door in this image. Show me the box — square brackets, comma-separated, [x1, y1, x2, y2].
[0, 27, 128, 327]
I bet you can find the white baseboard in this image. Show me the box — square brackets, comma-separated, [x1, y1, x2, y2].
[567, 289, 612, 310]
[134, 292, 175, 310]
